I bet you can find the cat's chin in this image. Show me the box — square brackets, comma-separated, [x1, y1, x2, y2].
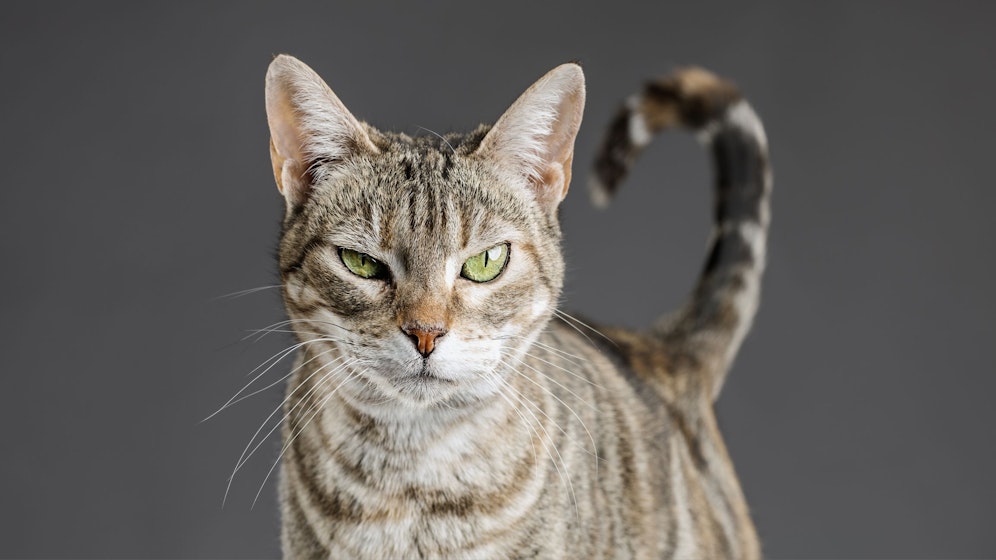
[395, 361, 457, 387]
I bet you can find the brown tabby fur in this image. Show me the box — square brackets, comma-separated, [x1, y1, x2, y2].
[263, 55, 771, 558]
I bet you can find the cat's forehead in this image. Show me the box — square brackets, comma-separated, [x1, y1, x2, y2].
[307, 131, 537, 253]
[372, 126, 490, 156]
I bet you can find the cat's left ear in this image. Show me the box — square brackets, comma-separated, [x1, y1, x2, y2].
[474, 63, 585, 211]
[265, 54, 379, 208]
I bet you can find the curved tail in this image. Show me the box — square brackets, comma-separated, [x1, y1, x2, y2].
[591, 68, 772, 400]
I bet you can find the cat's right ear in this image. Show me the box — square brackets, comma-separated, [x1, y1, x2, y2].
[265, 55, 378, 208]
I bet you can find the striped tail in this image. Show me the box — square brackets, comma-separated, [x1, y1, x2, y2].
[591, 68, 772, 400]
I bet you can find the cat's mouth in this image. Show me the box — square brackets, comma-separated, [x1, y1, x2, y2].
[384, 358, 456, 385]
[412, 362, 455, 384]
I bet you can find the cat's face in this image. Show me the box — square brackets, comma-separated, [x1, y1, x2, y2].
[266, 56, 584, 410]
[279, 139, 565, 407]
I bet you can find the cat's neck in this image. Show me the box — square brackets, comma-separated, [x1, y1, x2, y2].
[335, 386, 508, 451]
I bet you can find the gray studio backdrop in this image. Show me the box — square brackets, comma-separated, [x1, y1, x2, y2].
[1, 1, 994, 558]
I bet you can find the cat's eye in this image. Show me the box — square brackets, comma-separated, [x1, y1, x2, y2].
[339, 248, 389, 280]
[461, 243, 509, 283]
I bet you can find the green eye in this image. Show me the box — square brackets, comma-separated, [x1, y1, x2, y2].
[461, 243, 509, 283]
[339, 248, 389, 280]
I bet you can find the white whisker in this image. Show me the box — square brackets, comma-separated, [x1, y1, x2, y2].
[245, 328, 358, 348]
[235, 358, 355, 474]
[499, 369, 600, 463]
[226, 350, 344, 410]
[554, 309, 619, 348]
[252, 367, 367, 509]
[212, 285, 282, 301]
[518, 349, 606, 390]
[511, 334, 589, 364]
[498, 357, 600, 473]
[500, 352, 599, 413]
[206, 337, 336, 422]
[487, 374, 540, 468]
[223, 358, 356, 507]
[244, 317, 356, 343]
[491, 369, 580, 520]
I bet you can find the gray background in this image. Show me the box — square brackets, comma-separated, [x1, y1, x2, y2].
[1, 1, 994, 557]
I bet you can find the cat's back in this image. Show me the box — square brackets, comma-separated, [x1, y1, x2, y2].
[529, 318, 761, 559]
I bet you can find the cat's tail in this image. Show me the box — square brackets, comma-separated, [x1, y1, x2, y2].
[590, 68, 771, 400]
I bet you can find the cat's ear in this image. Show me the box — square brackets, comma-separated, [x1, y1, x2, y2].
[265, 54, 378, 207]
[474, 63, 585, 211]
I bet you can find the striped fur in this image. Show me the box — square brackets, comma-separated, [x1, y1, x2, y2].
[263, 56, 769, 559]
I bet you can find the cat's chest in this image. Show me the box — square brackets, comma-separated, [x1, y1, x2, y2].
[290, 400, 550, 555]
[313, 399, 528, 489]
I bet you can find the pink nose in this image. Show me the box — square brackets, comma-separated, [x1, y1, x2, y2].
[401, 323, 447, 357]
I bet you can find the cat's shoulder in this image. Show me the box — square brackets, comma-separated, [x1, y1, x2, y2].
[544, 313, 714, 406]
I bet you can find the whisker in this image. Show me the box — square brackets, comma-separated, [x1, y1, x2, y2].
[245, 328, 358, 348]
[223, 358, 356, 506]
[499, 352, 599, 413]
[252, 368, 367, 509]
[498, 358, 600, 473]
[499, 370, 600, 463]
[551, 311, 597, 348]
[242, 319, 300, 343]
[554, 309, 619, 348]
[206, 338, 334, 422]
[490, 377, 540, 468]
[510, 335, 590, 365]
[206, 342, 311, 422]
[225, 350, 344, 410]
[516, 349, 606, 390]
[244, 317, 356, 343]
[491, 369, 580, 520]
[234, 358, 355, 474]
[212, 285, 282, 301]
[486, 371, 548, 467]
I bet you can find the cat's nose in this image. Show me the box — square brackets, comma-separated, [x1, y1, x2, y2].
[401, 323, 448, 357]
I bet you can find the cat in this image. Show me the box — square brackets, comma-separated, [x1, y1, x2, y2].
[263, 54, 770, 559]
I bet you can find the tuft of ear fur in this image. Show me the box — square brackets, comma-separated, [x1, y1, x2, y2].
[265, 54, 378, 208]
[474, 63, 586, 211]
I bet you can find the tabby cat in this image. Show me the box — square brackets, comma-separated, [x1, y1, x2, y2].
[263, 54, 770, 558]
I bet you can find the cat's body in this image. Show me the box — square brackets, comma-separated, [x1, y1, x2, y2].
[264, 55, 770, 559]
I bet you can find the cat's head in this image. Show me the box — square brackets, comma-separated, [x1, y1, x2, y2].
[265, 55, 584, 411]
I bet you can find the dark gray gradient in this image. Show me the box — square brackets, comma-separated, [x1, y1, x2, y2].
[1, 1, 994, 557]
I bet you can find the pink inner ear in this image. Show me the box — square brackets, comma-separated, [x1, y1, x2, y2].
[267, 95, 311, 202]
[265, 71, 312, 203]
[271, 116, 305, 165]
[532, 165, 567, 208]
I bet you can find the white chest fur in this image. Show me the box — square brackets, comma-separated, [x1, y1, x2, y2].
[283, 392, 552, 557]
